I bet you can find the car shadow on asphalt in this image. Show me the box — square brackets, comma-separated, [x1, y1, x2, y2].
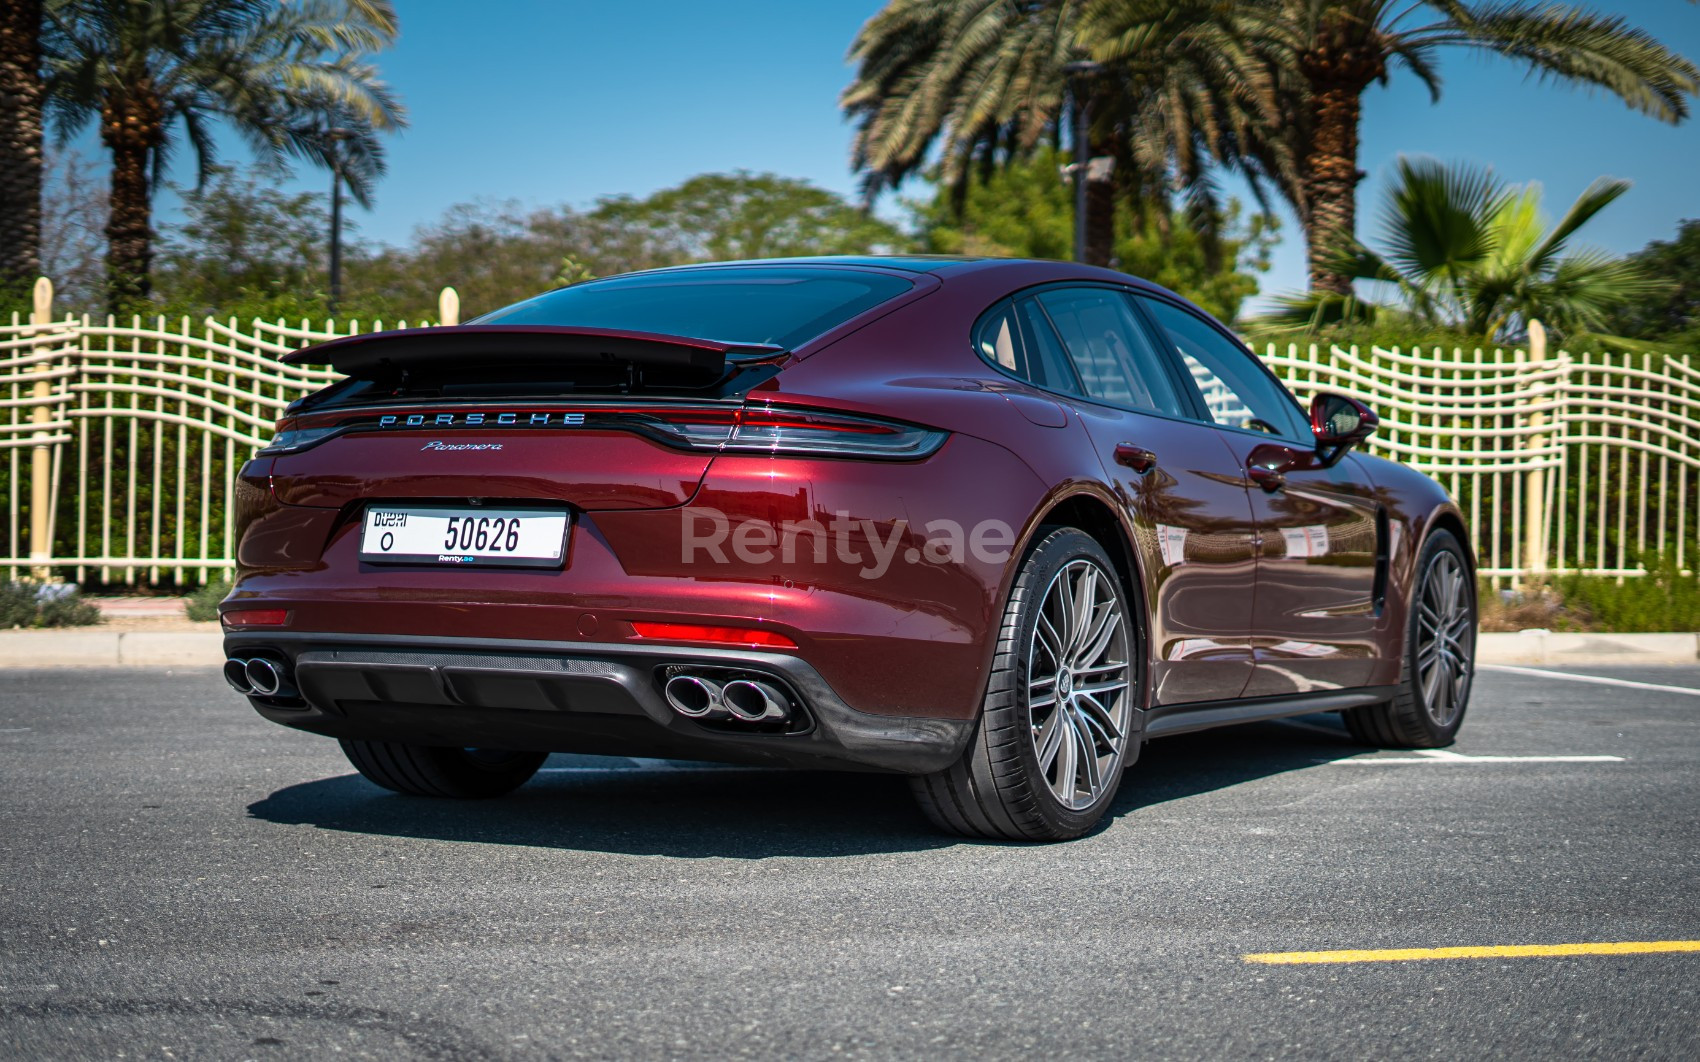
[245, 714, 1366, 857]
[1114, 713, 1364, 816]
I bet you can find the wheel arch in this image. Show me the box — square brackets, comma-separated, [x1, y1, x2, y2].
[1423, 506, 1475, 571]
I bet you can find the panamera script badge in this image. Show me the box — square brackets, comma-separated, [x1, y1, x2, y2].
[420, 441, 503, 451]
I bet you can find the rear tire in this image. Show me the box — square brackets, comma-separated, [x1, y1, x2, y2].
[911, 527, 1139, 842]
[1343, 529, 1475, 748]
[339, 740, 547, 798]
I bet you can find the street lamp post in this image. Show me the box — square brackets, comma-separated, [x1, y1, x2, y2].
[326, 127, 351, 316]
[1062, 60, 1101, 265]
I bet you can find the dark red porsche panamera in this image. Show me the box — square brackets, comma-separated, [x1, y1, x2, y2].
[221, 256, 1476, 840]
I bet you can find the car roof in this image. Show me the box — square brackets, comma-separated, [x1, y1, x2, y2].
[624, 255, 1174, 291]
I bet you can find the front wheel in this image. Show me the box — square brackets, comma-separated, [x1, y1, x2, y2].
[339, 740, 547, 798]
[1343, 529, 1476, 748]
[911, 528, 1139, 841]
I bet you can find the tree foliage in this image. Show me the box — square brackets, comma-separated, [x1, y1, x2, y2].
[41, 0, 407, 308]
[155, 166, 333, 319]
[594, 171, 909, 264]
[1604, 219, 1700, 351]
[1261, 156, 1656, 342]
[124, 170, 910, 322]
[912, 148, 1276, 323]
[843, 0, 1291, 265]
[1128, 0, 1697, 293]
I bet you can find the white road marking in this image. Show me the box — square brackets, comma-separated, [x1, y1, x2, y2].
[1479, 664, 1700, 697]
[1329, 748, 1624, 765]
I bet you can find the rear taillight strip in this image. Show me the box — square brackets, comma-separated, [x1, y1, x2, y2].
[259, 404, 947, 461]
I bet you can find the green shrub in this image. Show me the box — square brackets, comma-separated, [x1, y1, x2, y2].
[0, 581, 36, 628]
[186, 579, 232, 622]
[1557, 551, 1700, 633]
[0, 581, 105, 629]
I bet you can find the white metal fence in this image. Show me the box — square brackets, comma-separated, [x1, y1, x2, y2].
[2, 279, 1694, 586]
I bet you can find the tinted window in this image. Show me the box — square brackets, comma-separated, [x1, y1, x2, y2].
[474, 267, 913, 349]
[972, 299, 1080, 393]
[1139, 297, 1308, 439]
[1033, 288, 1183, 415]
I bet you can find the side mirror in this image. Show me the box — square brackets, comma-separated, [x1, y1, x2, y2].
[1310, 392, 1378, 466]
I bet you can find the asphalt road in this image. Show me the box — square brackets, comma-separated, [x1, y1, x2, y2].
[2, 665, 1697, 1060]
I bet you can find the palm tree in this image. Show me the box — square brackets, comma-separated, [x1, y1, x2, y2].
[1269, 156, 1659, 341]
[41, 0, 406, 310]
[842, 0, 1289, 266]
[1252, 0, 1698, 296]
[0, 0, 45, 295]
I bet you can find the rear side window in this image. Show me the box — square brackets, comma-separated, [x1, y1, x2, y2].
[972, 299, 1080, 392]
[475, 267, 913, 350]
[1032, 288, 1184, 415]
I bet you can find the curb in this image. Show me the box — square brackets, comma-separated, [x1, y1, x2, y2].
[0, 630, 223, 668]
[0, 629, 1694, 669]
[1476, 631, 1698, 666]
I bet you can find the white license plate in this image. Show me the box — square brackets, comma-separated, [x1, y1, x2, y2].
[359, 506, 570, 568]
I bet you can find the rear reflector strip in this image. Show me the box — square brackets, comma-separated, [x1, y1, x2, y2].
[630, 621, 797, 649]
[223, 609, 290, 627]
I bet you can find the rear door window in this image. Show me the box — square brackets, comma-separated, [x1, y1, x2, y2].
[1031, 288, 1185, 415]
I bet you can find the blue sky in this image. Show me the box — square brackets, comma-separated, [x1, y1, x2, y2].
[160, 0, 1699, 312]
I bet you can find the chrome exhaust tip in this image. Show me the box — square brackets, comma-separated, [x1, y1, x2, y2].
[664, 675, 726, 719]
[244, 657, 289, 698]
[721, 679, 790, 723]
[223, 658, 254, 695]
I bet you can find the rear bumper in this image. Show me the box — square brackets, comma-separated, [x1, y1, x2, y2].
[223, 632, 973, 774]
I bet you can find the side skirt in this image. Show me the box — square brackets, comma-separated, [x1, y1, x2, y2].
[1141, 686, 1398, 739]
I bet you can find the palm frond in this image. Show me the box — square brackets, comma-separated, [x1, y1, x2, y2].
[1416, 1, 1700, 123]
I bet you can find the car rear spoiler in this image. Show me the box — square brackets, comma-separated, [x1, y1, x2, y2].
[281, 325, 785, 385]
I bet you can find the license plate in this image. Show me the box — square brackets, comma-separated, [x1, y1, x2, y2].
[359, 506, 570, 568]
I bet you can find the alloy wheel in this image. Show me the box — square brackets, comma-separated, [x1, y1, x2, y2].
[1027, 559, 1133, 811]
[1414, 549, 1474, 727]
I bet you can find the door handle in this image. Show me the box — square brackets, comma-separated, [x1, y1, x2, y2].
[1248, 466, 1286, 492]
[1113, 444, 1157, 474]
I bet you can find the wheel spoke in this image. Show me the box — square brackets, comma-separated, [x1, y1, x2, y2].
[1076, 692, 1123, 743]
[1074, 600, 1118, 668]
[1073, 712, 1102, 795]
[1035, 613, 1066, 669]
[1075, 679, 1129, 698]
[1054, 572, 1077, 646]
[1053, 711, 1079, 797]
[1034, 711, 1065, 773]
[1070, 568, 1097, 652]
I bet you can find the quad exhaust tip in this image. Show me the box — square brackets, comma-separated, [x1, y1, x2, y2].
[720, 679, 789, 723]
[664, 673, 791, 724]
[226, 655, 294, 699]
[664, 675, 727, 719]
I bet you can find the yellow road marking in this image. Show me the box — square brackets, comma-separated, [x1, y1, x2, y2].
[1244, 940, 1700, 965]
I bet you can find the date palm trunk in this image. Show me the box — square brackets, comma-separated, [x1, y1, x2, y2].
[1298, 18, 1383, 298]
[1301, 78, 1366, 296]
[100, 88, 163, 312]
[0, 0, 44, 293]
[1083, 127, 1119, 268]
[1085, 158, 1115, 268]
